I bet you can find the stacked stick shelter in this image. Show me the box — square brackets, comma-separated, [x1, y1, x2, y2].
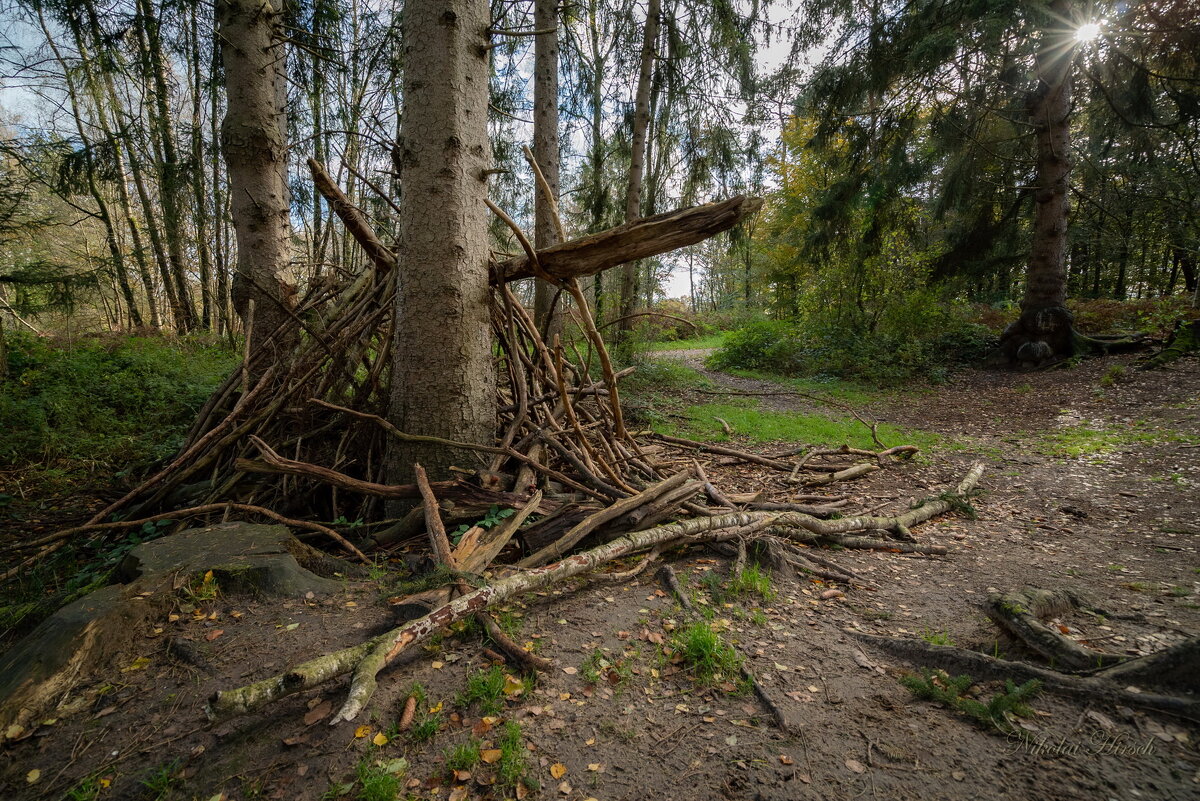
[7, 158, 1011, 725]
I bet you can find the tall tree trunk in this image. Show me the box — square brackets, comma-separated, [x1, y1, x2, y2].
[531, 0, 562, 338]
[218, 0, 297, 360]
[34, 2, 145, 329]
[189, 10, 215, 330]
[136, 0, 198, 331]
[997, 0, 1076, 365]
[384, 0, 496, 483]
[616, 0, 661, 342]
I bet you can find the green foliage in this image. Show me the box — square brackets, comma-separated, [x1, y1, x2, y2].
[354, 756, 406, 801]
[456, 666, 508, 716]
[450, 504, 515, 545]
[729, 563, 776, 602]
[709, 297, 996, 384]
[656, 400, 940, 452]
[919, 629, 954, 646]
[139, 760, 181, 801]
[0, 332, 237, 467]
[495, 721, 532, 792]
[408, 708, 443, 742]
[637, 332, 728, 351]
[900, 668, 1042, 735]
[444, 738, 482, 773]
[670, 621, 745, 685]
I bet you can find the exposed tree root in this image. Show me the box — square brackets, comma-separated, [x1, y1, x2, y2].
[853, 632, 1200, 723]
[207, 464, 982, 723]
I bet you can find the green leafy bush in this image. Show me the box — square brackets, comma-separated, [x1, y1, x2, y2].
[0, 332, 238, 467]
[709, 293, 995, 383]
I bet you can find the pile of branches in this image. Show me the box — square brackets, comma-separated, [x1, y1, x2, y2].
[5, 158, 995, 726]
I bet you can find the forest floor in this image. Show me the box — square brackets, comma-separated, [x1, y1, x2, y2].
[2, 350, 1198, 801]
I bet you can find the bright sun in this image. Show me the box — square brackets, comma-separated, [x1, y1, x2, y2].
[1076, 22, 1102, 42]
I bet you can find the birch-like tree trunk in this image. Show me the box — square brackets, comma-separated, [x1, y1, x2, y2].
[617, 0, 660, 341]
[384, 0, 496, 483]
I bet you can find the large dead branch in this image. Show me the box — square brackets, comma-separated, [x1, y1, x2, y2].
[494, 195, 762, 283]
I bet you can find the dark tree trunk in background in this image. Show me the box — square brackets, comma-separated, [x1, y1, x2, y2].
[384, 0, 496, 484]
[218, 0, 296, 361]
[997, 0, 1076, 366]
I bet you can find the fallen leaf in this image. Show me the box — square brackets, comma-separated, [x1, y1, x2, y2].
[503, 674, 525, 696]
[550, 762, 568, 779]
[205, 629, 224, 642]
[449, 785, 469, 801]
[432, 661, 445, 670]
[725, 734, 738, 746]
[845, 758, 866, 774]
[26, 769, 40, 784]
[284, 622, 299, 631]
[453, 769, 472, 782]
[373, 732, 389, 746]
[821, 589, 844, 600]
[122, 656, 152, 672]
[429, 702, 443, 714]
[558, 780, 572, 795]
[562, 666, 577, 675]
[779, 755, 794, 765]
[481, 749, 503, 764]
[587, 763, 602, 771]
[354, 725, 371, 739]
[4, 724, 24, 740]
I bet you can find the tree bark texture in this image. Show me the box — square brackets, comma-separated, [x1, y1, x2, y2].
[218, 0, 296, 358]
[385, 0, 496, 483]
[998, 0, 1076, 365]
[531, 0, 562, 338]
[617, 0, 660, 338]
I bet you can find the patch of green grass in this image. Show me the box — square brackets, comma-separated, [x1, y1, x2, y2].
[0, 332, 238, 469]
[670, 621, 745, 685]
[1037, 423, 1199, 459]
[1167, 585, 1192, 597]
[639, 333, 728, 352]
[729, 563, 776, 602]
[63, 773, 109, 801]
[919, 628, 954, 646]
[900, 669, 1041, 735]
[456, 666, 508, 716]
[1099, 364, 1126, 387]
[496, 721, 534, 793]
[354, 755, 407, 801]
[139, 760, 181, 801]
[621, 357, 713, 393]
[749, 608, 768, 627]
[721, 369, 896, 406]
[444, 738, 482, 773]
[655, 401, 941, 452]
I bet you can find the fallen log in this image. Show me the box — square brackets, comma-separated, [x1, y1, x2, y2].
[494, 195, 762, 283]
[205, 511, 768, 723]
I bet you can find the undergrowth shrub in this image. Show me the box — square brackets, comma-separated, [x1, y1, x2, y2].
[710, 292, 995, 383]
[0, 332, 238, 468]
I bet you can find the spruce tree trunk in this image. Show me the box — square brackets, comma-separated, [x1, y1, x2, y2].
[218, 0, 296, 360]
[617, 0, 660, 342]
[532, 0, 562, 338]
[384, 0, 496, 483]
[997, 0, 1076, 366]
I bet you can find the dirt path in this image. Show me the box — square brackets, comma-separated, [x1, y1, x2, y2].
[3, 354, 1198, 801]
